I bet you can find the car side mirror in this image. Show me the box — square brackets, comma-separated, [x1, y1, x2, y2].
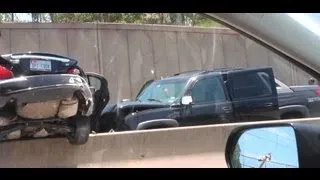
[181, 96, 193, 105]
[226, 124, 299, 168]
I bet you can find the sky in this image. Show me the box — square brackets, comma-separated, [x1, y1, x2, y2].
[235, 126, 299, 168]
[16, 13, 32, 22]
[287, 13, 320, 37]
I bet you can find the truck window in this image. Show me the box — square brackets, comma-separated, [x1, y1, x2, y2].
[232, 71, 273, 99]
[191, 77, 226, 103]
[136, 78, 189, 104]
[257, 72, 273, 93]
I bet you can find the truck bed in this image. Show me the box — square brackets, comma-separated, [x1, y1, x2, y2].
[278, 91, 306, 107]
[277, 83, 320, 117]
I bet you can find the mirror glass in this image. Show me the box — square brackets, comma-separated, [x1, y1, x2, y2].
[230, 126, 299, 168]
[181, 96, 193, 105]
[88, 76, 101, 91]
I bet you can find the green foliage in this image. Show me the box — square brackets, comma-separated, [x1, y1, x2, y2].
[193, 18, 224, 27]
[0, 13, 223, 28]
[0, 13, 14, 22]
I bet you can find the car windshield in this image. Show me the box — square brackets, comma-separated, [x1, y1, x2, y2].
[287, 13, 320, 37]
[136, 78, 189, 104]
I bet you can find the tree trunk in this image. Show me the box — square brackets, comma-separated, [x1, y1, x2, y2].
[169, 13, 175, 24]
[104, 13, 110, 22]
[159, 13, 164, 24]
[31, 13, 39, 23]
[181, 13, 185, 25]
[99, 13, 104, 22]
[176, 13, 182, 25]
[49, 13, 55, 23]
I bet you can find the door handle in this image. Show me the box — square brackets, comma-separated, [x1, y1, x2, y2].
[264, 102, 273, 107]
[222, 107, 231, 111]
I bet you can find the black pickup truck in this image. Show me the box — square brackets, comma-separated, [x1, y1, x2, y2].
[275, 79, 320, 118]
[97, 67, 287, 132]
[96, 67, 320, 133]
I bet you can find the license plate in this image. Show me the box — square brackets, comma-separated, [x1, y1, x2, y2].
[30, 59, 52, 72]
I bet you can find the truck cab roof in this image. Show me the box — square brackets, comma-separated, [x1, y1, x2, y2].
[168, 67, 270, 81]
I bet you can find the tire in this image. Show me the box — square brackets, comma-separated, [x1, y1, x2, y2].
[67, 115, 91, 145]
[281, 112, 304, 120]
[219, 118, 230, 124]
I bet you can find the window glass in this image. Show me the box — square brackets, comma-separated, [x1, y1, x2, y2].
[137, 78, 189, 104]
[232, 71, 272, 99]
[191, 77, 226, 103]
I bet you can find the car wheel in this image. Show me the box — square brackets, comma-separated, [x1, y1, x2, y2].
[67, 115, 90, 145]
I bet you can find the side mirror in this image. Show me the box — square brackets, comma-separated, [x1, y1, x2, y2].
[181, 96, 193, 105]
[226, 124, 299, 168]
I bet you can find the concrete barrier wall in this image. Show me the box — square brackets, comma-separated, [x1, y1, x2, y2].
[0, 23, 314, 103]
[1, 118, 319, 168]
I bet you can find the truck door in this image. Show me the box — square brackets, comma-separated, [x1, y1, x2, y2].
[227, 68, 280, 121]
[85, 72, 110, 131]
[180, 76, 234, 126]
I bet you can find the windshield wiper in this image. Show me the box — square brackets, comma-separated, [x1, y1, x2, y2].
[147, 98, 162, 103]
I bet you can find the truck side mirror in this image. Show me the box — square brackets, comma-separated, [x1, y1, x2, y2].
[181, 96, 193, 105]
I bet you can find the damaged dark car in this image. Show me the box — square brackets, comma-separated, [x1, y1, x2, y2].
[0, 52, 109, 145]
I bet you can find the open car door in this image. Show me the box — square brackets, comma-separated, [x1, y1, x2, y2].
[136, 79, 154, 99]
[85, 72, 110, 132]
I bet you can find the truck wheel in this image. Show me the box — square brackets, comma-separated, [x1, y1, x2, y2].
[67, 115, 90, 145]
[281, 112, 304, 119]
[219, 119, 230, 124]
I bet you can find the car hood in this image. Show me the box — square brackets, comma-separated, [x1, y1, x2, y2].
[101, 100, 169, 114]
[205, 13, 320, 78]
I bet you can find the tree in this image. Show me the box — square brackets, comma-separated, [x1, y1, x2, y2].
[0, 13, 224, 28]
[0, 13, 14, 22]
[49, 13, 56, 22]
[31, 13, 40, 22]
